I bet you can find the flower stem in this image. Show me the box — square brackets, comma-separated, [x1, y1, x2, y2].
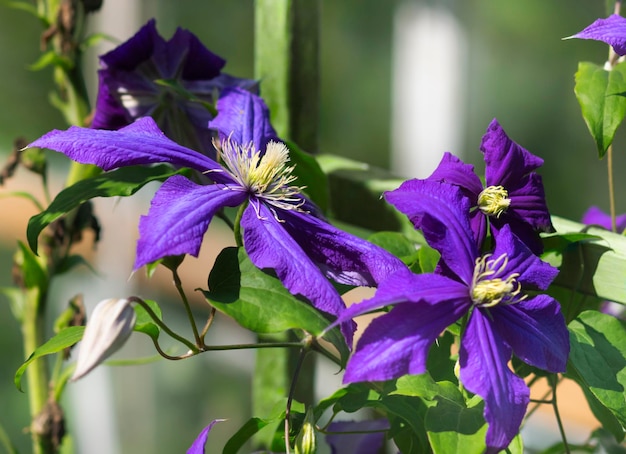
[128, 297, 199, 353]
[172, 268, 202, 347]
[607, 145, 617, 232]
[285, 347, 309, 454]
[550, 374, 570, 454]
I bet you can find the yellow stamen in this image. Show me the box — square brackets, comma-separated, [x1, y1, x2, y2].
[477, 185, 511, 218]
[213, 137, 306, 216]
[470, 253, 524, 307]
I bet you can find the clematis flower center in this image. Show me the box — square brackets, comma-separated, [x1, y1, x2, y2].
[477, 185, 511, 218]
[214, 137, 305, 213]
[470, 253, 524, 307]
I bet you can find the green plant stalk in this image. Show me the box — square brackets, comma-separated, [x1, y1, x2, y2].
[22, 287, 51, 454]
[607, 145, 617, 232]
[20, 2, 99, 453]
[252, 2, 320, 448]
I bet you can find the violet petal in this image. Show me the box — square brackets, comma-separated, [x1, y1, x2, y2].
[582, 205, 626, 233]
[482, 118, 544, 187]
[570, 14, 626, 56]
[209, 88, 279, 152]
[490, 224, 558, 290]
[281, 209, 406, 287]
[241, 203, 354, 343]
[344, 298, 469, 382]
[385, 179, 477, 284]
[460, 310, 529, 453]
[490, 295, 569, 373]
[187, 419, 225, 454]
[29, 118, 231, 183]
[326, 420, 389, 454]
[135, 176, 246, 268]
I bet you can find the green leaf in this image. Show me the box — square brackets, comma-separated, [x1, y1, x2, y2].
[425, 398, 487, 454]
[376, 395, 431, 453]
[29, 50, 73, 72]
[202, 247, 350, 365]
[133, 299, 162, 340]
[591, 427, 626, 453]
[566, 311, 626, 434]
[15, 326, 85, 391]
[574, 60, 626, 157]
[285, 141, 329, 213]
[27, 164, 182, 254]
[223, 417, 276, 454]
[223, 400, 287, 454]
[417, 244, 441, 274]
[15, 241, 48, 290]
[4, 0, 40, 17]
[367, 231, 417, 259]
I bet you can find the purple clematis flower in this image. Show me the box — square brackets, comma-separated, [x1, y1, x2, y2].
[581, 205, 626, 233]
[426, 118, 553, 253]
[567, 14, 626, 56]
[325, 420, 389, 454]
[331, 179, 569, 453]
[187, 419, 225, 454]
[29, 88, 405, 343]
[93, 19, 257, 157]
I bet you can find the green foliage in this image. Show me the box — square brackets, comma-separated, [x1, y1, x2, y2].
[27, 164, 183, 254]
[133, 300, 163, 341]
[574, 60, 626, 158]
[203, 247, 350, 365]
[285, 140, 329, 212]
[566, 311, 626, 441]
[14, 326, 85, 392]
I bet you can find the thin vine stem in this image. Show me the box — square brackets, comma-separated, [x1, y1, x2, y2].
[172, 268, 202, 347]
[128, 297, 199, 353]
[199, 306, 217, 343]
[285, 347, 309, 454]
[550, 374, 570, 454]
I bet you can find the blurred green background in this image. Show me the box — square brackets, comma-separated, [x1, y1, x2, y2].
[0, 0, 620, 452]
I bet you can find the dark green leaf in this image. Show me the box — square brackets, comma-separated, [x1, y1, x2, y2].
[27, 164, 182, 254]
[574, 60, 626, 157]
[285, 141, 329, 213]
[222, 416, 277, 454]
[591, 427, 626, 453]
[377, 395, 431, 453]
[203, 247, 349, 365]
[15, 326, 85, 391]
[566, 311, 626, 433]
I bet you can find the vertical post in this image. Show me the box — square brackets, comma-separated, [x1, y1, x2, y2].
[253, 0, 320, 449]
[254, 0, 320, 153]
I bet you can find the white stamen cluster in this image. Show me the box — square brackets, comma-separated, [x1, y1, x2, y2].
[477, 185, 511, 218]
[470, 253, 525, 308]
[214, 137, 306, 213]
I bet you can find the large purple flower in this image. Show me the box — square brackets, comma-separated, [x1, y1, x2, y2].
[93, 19, 257, 157]
[568, 14, 626, 56]
[29, 88, 405, 343]
[331, 180, 569, 453]
[426, 119, 553, 253]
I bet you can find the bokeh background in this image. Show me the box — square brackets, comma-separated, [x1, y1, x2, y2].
[0, 0, 622, 452]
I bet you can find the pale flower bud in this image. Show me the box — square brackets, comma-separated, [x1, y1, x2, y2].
[295, 408, 317, 454]
[71, 298, 136, 381]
